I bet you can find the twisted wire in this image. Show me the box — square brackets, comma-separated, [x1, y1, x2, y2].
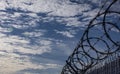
[61, 0, 120, 74]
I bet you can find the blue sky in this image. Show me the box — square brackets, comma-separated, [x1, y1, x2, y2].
[0, 0, 119, 74]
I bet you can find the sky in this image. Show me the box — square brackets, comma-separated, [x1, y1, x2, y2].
[0, 0, 119, 74]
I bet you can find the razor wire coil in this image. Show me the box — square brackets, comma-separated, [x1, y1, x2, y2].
[61, 0, 120, 74]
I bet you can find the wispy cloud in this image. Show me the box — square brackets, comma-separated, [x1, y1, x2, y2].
[55, 30, 75, 38]
[0, 0, 97, 27]
[0, 30, 52, 55]
[0, 27, 62, 74]
[0, 51, 61, 74]
[0, 0, 108, 74]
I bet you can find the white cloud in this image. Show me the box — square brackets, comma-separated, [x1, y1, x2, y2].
[47, 3, 91, 17]
[0, 0, 94, 27]
[0, 27, 52, 55]
[2, 0, 91, 16]
[55, 30, 75, 38]
[23, 31, 44, 37]
[0, 51, 60, 74]
[0, 0, 109, 73]
[0, 26, 61, 73]
[82, 8, 99, 21]
[39, 40, 52, 46]
[56, 17, 82, 27]
[0, 0, 9, 10]
[0, 27, 13, 33]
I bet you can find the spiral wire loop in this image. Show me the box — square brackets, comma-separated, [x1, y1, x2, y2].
[61, 0, 120, 74]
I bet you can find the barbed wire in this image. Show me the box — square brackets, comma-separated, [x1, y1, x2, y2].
[61, 0, 120, 74]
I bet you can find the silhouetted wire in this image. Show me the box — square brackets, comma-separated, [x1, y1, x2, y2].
[61, 0, 120, 74]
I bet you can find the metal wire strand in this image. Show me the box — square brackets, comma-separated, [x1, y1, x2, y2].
[61, 0, 120, 74]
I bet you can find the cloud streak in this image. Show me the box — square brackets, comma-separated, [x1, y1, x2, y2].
[0, 51, 61, 74]
[0, 0, 106, 74]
